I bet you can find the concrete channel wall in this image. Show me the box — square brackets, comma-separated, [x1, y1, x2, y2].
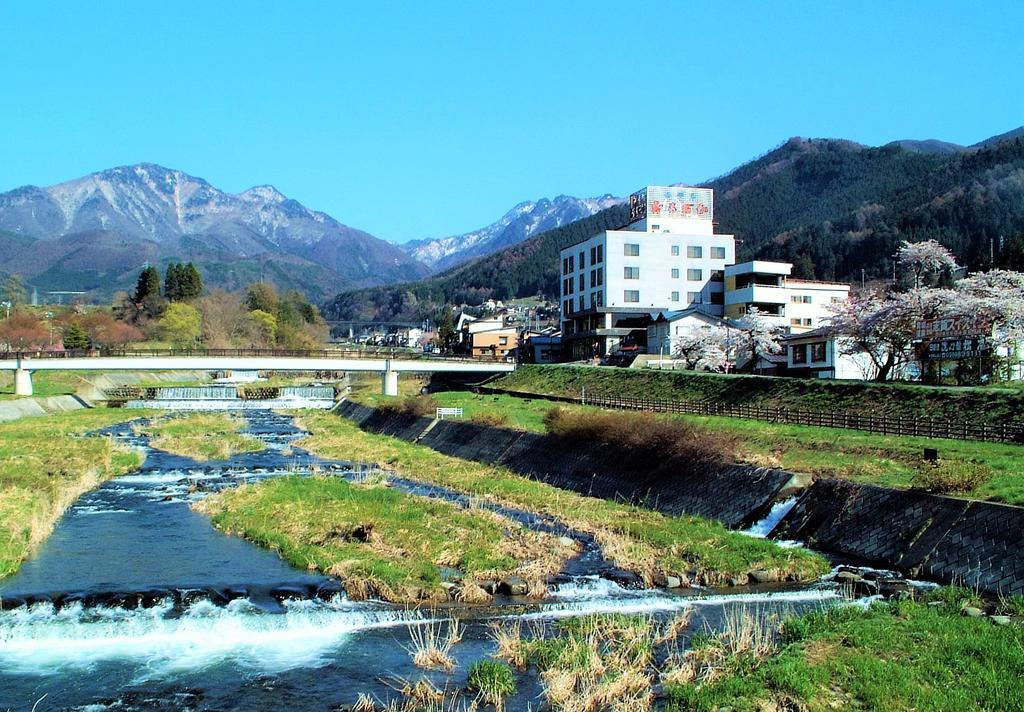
[336, 400, 1024, 596]
[774, 479, 1024, 596]
[335, 400, 794, 527]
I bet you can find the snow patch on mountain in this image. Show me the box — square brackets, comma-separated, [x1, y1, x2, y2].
[407, 194, 621, 270]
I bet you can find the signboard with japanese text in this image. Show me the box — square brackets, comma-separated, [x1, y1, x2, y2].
[922, 335, 990, 361]
[628, 186, 713, 223]
[647, 186, 713, 221]
[915, 315, 992, 340]
[628, 189, 647, 222]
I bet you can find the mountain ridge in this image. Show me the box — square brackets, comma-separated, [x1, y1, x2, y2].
[0, 163, 431, 301]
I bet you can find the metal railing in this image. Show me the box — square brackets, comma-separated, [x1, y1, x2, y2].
[479, 387, 1024, 444]
[1, 347, 508, 363]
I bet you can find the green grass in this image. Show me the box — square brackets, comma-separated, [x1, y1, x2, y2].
[196, 475, 544, 602]
[143, 412, 265, 460]
[293, 412, 830, 585]
[467, 659, 517, 706]
[0, 370, 91, 399]
[665, 596, 1024, 712]
[0, 409, 152, 577]
[418, 390, 1024, 505]
[494, 364, 1024, 426]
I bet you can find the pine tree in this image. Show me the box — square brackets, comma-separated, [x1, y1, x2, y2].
[164, 263, 182, 302]
[181, 262, 203, 300]
[133, 266, 164, 320]
[63, 323, 90, 350]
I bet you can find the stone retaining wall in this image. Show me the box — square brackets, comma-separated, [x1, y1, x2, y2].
[774, 479, 1024, 596]
[335, 400, 793, 528]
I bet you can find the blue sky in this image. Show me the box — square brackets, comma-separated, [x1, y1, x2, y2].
[1, 1, 1021, 243]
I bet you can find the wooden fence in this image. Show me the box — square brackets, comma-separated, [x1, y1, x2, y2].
[479, 387, 1024, 444]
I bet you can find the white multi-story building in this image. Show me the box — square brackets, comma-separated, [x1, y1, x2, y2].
[559, 186, 735, 359]
[724, 261, 850, 332]
[559, 185, 853, 359]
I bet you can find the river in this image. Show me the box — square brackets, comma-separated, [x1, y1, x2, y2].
[1, 394, 855, 711]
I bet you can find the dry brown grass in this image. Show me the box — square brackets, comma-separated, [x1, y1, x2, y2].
[543, 407, 738, 469]
[661, 606, 782, 689]
[489, 620, 528, 669]
[405, 619, 463, 671]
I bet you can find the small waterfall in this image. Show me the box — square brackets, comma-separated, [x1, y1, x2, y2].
[0, 595, 426, 676]
[157, 386, 239, 400]
[742, 497, 798, 539]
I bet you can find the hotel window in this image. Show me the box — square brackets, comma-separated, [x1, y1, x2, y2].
[811, 342, 827, 362]
[624, 290, 640, 303]
[579, 295, 585, 311]
[590, 246, 596, 264]
[791, 318, 802, 326]
[791, 295, 812, 304]
[688, 291, 700, 303]
[831, 296, 842, 303]
[562, 257, 569, 275]
[671, 245, 680, 256]
[624, 266, 640, 279]
[596, 267, 603, 286]
[670, 291, 680, 302]
[687, 268, 703, 281]
[711, 246, 726, 259]
[803, 318, 813, 326]
[624, 243, 640, 257]
[568, 255, 574, 271]
[590, 269, 596, 287]
[595, 291, 603, 307]
[671, 268, 680, 278]
[579, 251, 585, 269]
[579, 274, 585, 290]
[597, 245, 603, 262]
[792, 344, 808, 364]
[687, 245, 702, 258]
[591, 293, 597, 309]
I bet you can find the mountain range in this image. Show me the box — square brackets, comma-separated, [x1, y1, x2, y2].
[3, 125, 1023, 313]
[325, 126, 1024, 322]
[0, 164, 617, 303]
[404, 194, 622, 271]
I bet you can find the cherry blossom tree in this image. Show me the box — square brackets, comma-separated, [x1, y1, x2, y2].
[826, 287, 954, 381]
[733, 308, 785, 368]
[897, 239, 958, 289]
[671, 324, 730, 370]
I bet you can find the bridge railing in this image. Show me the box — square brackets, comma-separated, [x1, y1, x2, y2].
[1, 347, 511, 363]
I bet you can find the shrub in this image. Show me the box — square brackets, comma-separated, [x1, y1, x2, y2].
[912, 459, 991, 494]
[467, 659, 517, 707]
[380, 394, 439, 418]
[542, 407, 737, 469]
[471, 411, 510, 427]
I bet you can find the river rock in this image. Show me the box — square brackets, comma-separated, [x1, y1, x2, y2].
[558, 536, 575, 547]
[990, 615, 1012, 626]
[653, 574, 682, 589]
[834, 571, 862, 584]
[962, 606, 985, 618]
[603, 568, 642, 587]
[477, 580, 498, 595]
[748, 569, 778, 584]
[498, 576, 528, 596]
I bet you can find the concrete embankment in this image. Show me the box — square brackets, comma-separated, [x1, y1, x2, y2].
[336, 400, 1024, 596]
[336, 401, 798, 529]
[0, 371, 210, 423]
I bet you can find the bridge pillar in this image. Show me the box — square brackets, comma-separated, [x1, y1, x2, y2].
[382, 362, 399, 397]
[14, 368, 33, 396]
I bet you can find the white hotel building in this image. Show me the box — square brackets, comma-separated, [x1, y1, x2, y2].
[559, 186, 849, 360]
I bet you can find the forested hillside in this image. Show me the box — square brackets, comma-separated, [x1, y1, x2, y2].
[325, 132, 1024, 321]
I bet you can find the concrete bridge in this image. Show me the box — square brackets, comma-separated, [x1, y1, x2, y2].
[0, 352, 515, 397]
